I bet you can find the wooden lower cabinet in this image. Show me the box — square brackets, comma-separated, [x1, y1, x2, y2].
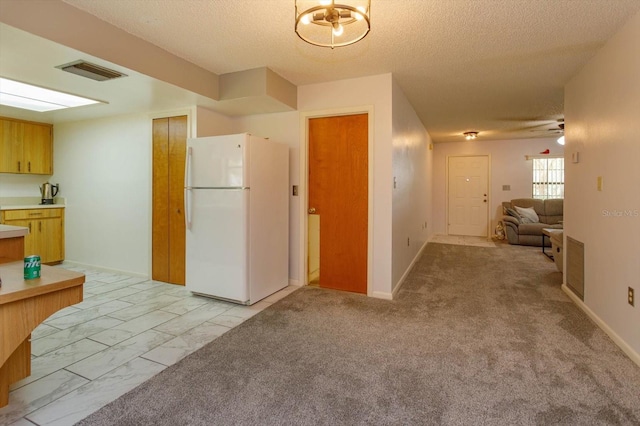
[0, 208, 65, 264]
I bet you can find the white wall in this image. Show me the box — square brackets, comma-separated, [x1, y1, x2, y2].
[565, 11, 640, 358]
[433, 137, 563, 236]
[233, 111, 301, 283]
[391, 78, 432, 290]
[0, 173, 50, 198]
[52, 113, 152, 276]
[298, 74, 394, 297]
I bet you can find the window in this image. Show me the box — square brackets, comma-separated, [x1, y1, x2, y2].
[532, 157, 564, 199]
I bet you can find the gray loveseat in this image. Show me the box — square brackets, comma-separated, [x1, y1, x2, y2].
[502, 198, 563, 246]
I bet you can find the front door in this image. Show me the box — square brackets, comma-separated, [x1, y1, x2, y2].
[308, 113, 368, 294]
[447, 155, 489, 237]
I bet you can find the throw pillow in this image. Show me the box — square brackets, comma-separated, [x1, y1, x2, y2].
[514, 206, 539, 224]
[504, 207, 522, 223]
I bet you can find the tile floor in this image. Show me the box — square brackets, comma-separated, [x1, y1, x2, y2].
[429, 234, 498, 247]
[1, 265, 298, 426]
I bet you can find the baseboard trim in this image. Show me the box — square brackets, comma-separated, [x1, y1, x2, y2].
[371, 291, 393, 300]
[562, 284, 640, 368]
[288, 278, 301, 287]
[389, 239, 430, 300]
[61, 260, 148, 279]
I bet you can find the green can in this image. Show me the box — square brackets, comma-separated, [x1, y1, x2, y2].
[24, 255, 41, 280]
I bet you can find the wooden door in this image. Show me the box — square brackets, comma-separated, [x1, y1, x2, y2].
[447, 156, 489, 237]
[23, 122, 53, 175]
[152, 116, 187, 285]
[308, 113, 368, 294]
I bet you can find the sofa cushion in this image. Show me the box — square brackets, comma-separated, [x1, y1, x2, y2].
[511, 198, 545, 217]
[515, 206, 539, 223]
[542, 198, 563, 225]
[518, 223, 551, 236]
[504, 207, 522, 223]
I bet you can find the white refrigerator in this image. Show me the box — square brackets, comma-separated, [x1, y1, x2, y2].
[184, 133, 289, 305]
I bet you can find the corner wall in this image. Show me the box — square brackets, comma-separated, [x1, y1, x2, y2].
[564, 11, 640, 357]
[391, 78, 432, 290]
[433, 138, 563, 236]
[52, 113, 152, 276]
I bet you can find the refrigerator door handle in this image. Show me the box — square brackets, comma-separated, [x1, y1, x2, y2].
[185, 146, 193, 188]
[185, 147, 193, 229]
[185, 188, 192, 229]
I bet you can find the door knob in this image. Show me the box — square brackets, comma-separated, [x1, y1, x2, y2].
[308, 207, 316, 214]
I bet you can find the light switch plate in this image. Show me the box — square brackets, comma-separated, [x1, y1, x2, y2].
[572, 152, 580, 163]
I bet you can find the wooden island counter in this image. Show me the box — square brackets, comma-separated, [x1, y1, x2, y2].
[0, 225, 84, 408]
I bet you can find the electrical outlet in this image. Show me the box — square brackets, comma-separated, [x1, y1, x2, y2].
[629, 287, 635, 307]
[292, 185, 298, 196]
[597, 176, 603, 191]
[407, 237, 410, 246]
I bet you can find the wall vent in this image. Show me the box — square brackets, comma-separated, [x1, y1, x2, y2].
[56, 60, 127, 82]
[566, 236, 585, 300]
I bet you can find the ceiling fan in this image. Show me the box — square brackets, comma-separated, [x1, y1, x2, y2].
[530, 120, 564, 134]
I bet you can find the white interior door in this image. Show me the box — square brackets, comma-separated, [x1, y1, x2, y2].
[447, 156, 489, 237]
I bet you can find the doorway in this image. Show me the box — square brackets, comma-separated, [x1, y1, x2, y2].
[152, 115, 187, 285]
[307, 113, 368, 294]
[447, 155, 489, 237]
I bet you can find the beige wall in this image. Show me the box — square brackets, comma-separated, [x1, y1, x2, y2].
[298, 74, 394, 298]
[391, 78, 433, 290]
[433, 138, 563, 236]
[564, 11, 640, 359]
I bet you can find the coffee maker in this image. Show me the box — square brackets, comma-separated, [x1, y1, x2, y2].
[40, 182, 59, 205]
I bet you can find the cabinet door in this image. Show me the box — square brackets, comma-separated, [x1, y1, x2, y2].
[41, 217, 64, 263]
[7, 219, 38, 258]
[23, 123, 53, 174]
[0, 119, 24, 173]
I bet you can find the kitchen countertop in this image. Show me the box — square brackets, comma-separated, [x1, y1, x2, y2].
[0, 196, 66, 211]
[0, 225, 29, 239]
[0, 204, 65, 210]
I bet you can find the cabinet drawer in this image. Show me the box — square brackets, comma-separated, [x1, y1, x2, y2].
[2, 208, 63, 221]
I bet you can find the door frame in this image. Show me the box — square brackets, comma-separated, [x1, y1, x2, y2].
[299, 106, 375, 296]
[148, 108, 194, 279]
[445, 154, 492, 239]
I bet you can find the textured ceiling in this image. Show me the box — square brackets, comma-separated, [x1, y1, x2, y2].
[20, 1, 640, 142]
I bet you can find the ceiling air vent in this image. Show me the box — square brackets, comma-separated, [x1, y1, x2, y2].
[56, 60, 127, 82]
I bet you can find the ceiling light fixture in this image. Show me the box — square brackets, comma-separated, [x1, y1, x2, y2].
[557, 135, 565, 145]
[0, 77, 103, 112]
[295, 0, 371, 49]
[464, 131, 479, 140]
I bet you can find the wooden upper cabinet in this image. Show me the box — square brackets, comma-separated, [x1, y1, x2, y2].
[0, 117, 53, 175]
[0, 119, 23, 173]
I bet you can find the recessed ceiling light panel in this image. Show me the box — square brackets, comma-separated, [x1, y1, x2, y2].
[0, 77, 104, 112]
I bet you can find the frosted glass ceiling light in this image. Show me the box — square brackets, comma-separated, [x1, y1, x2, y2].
[0, 77, 103, 112]
[295, 0, 371, 49]
[557, 135, 565, 145]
